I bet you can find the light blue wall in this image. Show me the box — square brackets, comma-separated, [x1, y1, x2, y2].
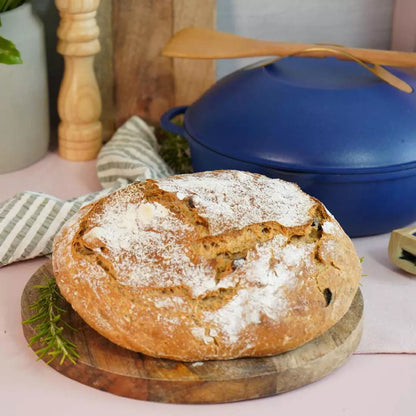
[217, 0, 395, 79]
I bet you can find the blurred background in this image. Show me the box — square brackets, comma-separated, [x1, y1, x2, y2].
[31, 0, 401, 143]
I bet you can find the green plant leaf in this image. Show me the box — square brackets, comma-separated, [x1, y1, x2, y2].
[0, 35, 22, 64]
[0, 0, 25, 13]
[156, 123, 192, 174]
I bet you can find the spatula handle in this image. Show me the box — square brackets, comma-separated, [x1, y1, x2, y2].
[163, 27, 416, 68]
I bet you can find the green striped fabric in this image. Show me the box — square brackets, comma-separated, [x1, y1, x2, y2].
[0, 117, 172, 267]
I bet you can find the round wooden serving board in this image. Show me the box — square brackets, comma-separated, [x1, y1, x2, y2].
[21, 261, 363, 404]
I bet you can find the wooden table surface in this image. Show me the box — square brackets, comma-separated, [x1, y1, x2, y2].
[1, 151, 416, 415]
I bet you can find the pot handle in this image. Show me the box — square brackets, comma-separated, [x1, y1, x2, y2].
[160, 106, 188, 136]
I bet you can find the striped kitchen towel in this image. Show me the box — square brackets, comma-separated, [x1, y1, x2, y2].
[0, 116, 173, 267]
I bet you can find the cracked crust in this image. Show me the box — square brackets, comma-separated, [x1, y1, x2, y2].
[52, 170, 361, 361]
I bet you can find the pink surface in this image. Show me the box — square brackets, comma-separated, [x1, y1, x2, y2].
[0, 151, 102, 200]
[392, 0, 416, 51]
[1, 152, 416, 415]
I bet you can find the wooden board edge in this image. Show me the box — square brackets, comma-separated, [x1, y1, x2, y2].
[21, 261, 363, 404]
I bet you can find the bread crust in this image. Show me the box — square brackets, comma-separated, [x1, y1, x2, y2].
[52, 170, 361, 361]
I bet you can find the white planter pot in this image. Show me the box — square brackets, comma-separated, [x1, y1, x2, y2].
[0, 2, 49, 174]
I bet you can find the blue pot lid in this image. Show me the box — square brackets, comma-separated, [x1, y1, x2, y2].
[184, 57, 416, 173]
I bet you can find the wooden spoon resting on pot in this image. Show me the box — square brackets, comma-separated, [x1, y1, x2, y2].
[162, 27, 416, 67]
[162, 27, 416, 93]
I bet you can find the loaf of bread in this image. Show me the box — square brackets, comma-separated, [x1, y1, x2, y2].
[52, 170, 361, 361]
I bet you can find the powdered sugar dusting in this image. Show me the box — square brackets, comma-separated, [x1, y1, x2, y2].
[153, 296, 184, 309]
[53, 207, 116, 332]
[191, 327, 214, 345]
[158, 171, 315, 234]
[84, 199, 216, 293]
[322, 220, 342, 236]
[71, 171, 324, 347]
[201, 235, 316, 344]
[84, 202, 172, 252]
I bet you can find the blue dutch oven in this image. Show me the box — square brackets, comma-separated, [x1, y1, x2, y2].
[160, 57, 416, 237]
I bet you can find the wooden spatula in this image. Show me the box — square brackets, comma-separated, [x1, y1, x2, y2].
[162, 27, 416, 68]
[162, 27, 416, 92]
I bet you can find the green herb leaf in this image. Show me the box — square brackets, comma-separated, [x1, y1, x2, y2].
[23, 277, 78, 365]
[0, 35, 22, 64]
[156, 123, 192, 174]
[359, 256, 367, 278]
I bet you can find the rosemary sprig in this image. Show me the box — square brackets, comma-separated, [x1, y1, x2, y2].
[23, 277, 79, 365]
[156, 124, 192, 174]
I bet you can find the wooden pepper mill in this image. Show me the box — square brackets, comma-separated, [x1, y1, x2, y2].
[56, 0, 102, 161]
